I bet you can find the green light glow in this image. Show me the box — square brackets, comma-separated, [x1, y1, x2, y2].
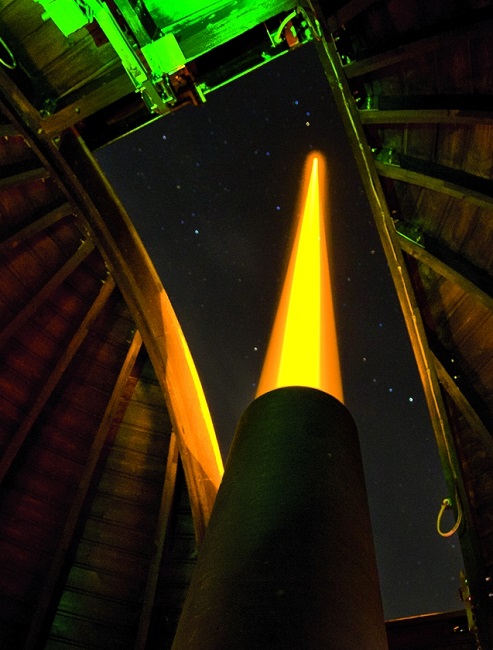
[146, 0, 299, 59]
[141, 34, 186, 77]
[35, 0, 88, 36]
[145, 0, 211, 22]
[35, 0, 307, 113]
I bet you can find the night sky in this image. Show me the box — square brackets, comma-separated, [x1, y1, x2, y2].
[97, 42, 464, 620]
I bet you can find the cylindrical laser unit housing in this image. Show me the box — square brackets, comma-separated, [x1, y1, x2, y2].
[172, 386, 388, 649]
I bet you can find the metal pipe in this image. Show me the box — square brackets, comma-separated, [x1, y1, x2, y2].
[172, 387, 388, 649]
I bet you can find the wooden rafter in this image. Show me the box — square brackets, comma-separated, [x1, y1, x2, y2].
[40, 69, 134, 138]
[0, 166, 48, 189]
[397, 233, 493, 313]
[0, 238, 95, 350]
[326, 0, 379, 31]
[0, 122, 18, 138]
[135, 431, 180, 649]
[0, 276, 115, 484]
[360, 109, 493, 126]
[375, 160, 493, 212]
[24, 329, 143, 650]
[433, 354, 493, 451]
[343, 16, 493, 78]
[0, 202, 74, 254]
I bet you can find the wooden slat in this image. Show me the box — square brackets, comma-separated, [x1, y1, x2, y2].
[0, 166, 48, 189]
[0, 122, 18, 137]
[343, 17, 493, 78]
[114, 0, 152, 46]
[327, 0, 379, 31]
[397, 233, 493, 313]
[135, 432, 179, 649]
[24, 329, 143, 650]
[433, 354, 493, 449]
[40, 69, 134, 137]
[0, 238, 94, 349]
[360, 108, 493, 126]
[43, 356, 171, 647]
[0, 202, 73, 253]
[375, 160, 493, 211]
[0, 277, 115, 484]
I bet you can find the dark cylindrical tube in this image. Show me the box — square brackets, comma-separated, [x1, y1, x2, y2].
[172, 387, 388, 649]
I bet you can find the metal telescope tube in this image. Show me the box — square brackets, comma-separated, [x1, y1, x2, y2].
[172, 387, 388, 649]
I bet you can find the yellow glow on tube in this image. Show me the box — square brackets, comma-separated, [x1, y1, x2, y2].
[256, 152, 343, 401]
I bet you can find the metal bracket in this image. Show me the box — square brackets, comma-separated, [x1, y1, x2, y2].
[34, 0, 192, 114]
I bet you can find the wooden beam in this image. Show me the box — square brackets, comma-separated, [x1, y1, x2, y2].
[360, 108, 493, 126]
[0, 202, 73, 253]
[343, 17, 493, 78]
[400, 155, 493, 197]
[40, 69, 134, 137]
[397, 233, 493, 313]
[0, 239, 94, 350]
[0, 69, 44, 137]
[0, 40, 132, 140]
[365, 93, 493, 113]
[0, 166, 48, 189]
[433, 354, 493, 452]
[114, 0, 153, 46]
[135, 431, 180, 650]
[24, 329, 143, 650]
[375, 160, 493, 212]
[0, 122, 18, 137]
[326, 0, 379, 31]
[0, 276, 115, 485]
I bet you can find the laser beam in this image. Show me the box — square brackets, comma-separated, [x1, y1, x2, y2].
[256, 152, 343, 401]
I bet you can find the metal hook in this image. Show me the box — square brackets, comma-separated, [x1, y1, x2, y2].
[437, 494, 462, 537]
[0, 36, 16, 70]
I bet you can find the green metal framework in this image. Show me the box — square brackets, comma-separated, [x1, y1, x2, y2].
[35, 0, 315, 114]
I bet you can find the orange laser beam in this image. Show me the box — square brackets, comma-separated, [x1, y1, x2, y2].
[256, 152, 343, 401]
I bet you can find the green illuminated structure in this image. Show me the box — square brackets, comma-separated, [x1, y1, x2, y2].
[35, 0, 310, 115]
